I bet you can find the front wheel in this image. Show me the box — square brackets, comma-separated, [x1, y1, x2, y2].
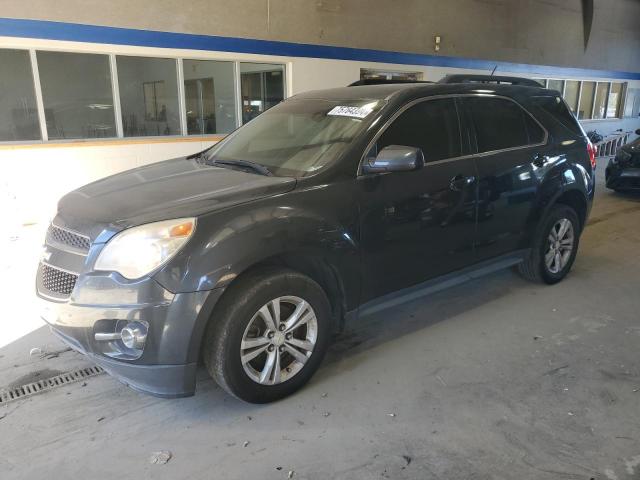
[203, 268, 331, 403]
[518, 205, 580, 284]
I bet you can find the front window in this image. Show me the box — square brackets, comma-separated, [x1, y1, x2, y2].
[372, 98, 461, 163]
[206, 98, 384, 177]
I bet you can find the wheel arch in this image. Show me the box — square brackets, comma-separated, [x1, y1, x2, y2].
[525, 164, 591, 244]
[195, 251, 349, 366]
[223, 252, 348, 333]
[553, 189, 588, 231]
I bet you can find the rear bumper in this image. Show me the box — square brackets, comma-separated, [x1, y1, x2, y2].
[38, 275, 224, 397]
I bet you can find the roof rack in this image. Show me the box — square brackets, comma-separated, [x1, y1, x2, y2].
[439, 74, 543, 88]
[348, 79, 432, 86]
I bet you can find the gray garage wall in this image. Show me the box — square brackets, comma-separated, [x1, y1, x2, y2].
[2, 0, 639, 73]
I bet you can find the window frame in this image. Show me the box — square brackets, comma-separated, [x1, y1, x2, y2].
[357, 94, 549, 177]
[537, 78, 629, 122]
[181, 57, 238, 135]
[360, 68, 424, 81]
[0, 48, 43, 142]
[546, 78, 565, 96]
[36, 49, 118, 141]
[607, 82, 625, 119]
[115, 54, 184, 138]
[0, 47, 287, 145]
[562, 80, 581, 115]
[623, 87, 640, 118]
[239, 62, 287, 124]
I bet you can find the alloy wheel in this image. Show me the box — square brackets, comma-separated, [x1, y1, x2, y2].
[240, 296, 318, 385]
[545, 218, 574, 274]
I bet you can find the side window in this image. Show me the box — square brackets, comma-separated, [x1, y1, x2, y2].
[465, 97, 542, 153]
[523, 110, 545, 144]
[531, 95, 582, 138]
[376, 98, 461, 163]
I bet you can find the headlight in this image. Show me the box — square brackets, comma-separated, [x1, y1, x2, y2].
[94, 218, 196, 279]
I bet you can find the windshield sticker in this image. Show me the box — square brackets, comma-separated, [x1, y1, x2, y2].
[327, 105, 374, 119]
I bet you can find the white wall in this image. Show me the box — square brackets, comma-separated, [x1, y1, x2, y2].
[1, 139, 217, 237]
[1, 35, 639, 235]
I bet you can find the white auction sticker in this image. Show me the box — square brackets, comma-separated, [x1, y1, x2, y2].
[327, 105, 374, 119]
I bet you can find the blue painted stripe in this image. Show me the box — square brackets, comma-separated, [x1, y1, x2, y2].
[1, 17, 639, 80]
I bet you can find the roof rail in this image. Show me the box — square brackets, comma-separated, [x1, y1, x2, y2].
[439, 74, 543, 88]
[348, 79, 432, 86]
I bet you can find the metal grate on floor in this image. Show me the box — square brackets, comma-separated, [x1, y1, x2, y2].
[0, 365, 104, 404]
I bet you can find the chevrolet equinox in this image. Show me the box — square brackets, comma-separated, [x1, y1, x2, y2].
[37, 75, 596, 403]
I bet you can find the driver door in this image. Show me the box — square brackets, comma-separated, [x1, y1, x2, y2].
[358, 97, 478, 303]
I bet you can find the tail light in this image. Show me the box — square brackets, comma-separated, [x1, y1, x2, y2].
[587, 141, 597, 170]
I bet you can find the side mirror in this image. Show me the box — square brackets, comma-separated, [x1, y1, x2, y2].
[636, 128, 640, 136]
[362, 145, 424, 174]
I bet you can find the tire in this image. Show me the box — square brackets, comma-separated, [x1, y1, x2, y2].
[203, 267, 332, 403]
[518, 205, 580, 285]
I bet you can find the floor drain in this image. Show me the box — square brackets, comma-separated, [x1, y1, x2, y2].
[0, 365, 104, 404]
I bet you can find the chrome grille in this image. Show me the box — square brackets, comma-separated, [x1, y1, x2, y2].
[47, 224, 91, 251]
[41, 264, 78, 296]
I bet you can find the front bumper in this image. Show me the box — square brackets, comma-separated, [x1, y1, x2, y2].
[38, 274, 224, 397]
[606, 161, 640, 191]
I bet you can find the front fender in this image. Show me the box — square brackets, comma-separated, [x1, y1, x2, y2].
[153, 181, 361, 308]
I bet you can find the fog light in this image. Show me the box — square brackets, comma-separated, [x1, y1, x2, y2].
[120, 321, 148, 349]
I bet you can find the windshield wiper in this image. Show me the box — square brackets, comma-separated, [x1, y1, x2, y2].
[209, 158, 272, 176]
[187, 146, 214, 161]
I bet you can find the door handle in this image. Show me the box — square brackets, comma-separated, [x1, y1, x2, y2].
[449, 174, 476, 191]
[533, 154, 550, 167]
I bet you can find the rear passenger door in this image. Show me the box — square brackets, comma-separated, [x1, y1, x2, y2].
[460, 96, 547, 260]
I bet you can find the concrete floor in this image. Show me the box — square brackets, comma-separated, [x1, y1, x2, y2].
[1, 171, 639, 480]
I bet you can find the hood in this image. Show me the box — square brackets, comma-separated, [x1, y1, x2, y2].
[55, 157, 296, 241]
[621, 137, 640, 154]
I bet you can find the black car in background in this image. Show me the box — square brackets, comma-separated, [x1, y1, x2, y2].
[37, 75, 596, 403]
[605, 129, 640, 192]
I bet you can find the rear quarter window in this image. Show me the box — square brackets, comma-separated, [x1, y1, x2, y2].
[531, 95, 584, 138]
[464, 97, 545, 153]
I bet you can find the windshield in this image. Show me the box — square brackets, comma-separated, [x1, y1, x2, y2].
[205, 98, 384, 177]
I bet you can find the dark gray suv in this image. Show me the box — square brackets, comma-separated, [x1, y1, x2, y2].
[37, 76, 595, 403]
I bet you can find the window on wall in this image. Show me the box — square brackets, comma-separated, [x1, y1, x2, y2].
[183, 59, 236, 135]
[360, 68, 424, 81]
[0, 49, 40, 141]
[624, 88, 640, 118]
[37, 51, 116, 139]
[547, 79, 564, 94]
[593, 82, 609, 119]
[578, 81, 596, 120]
[539, 77, 628, 120]
[240, 63, 285, 124]
[117, 56, 181, 137]
[563, 80, 580, 114]
[607, 83, 623, 118]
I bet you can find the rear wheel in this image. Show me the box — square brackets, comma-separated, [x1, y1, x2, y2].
[203, 268, 331, 403]
[518, 205, 580, 284]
